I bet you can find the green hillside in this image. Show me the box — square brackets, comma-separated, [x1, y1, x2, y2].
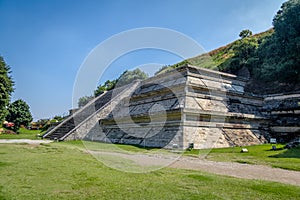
[155, 29, 273, 75]
[155, 0, 300, 94]
[190, 29, 273, 71]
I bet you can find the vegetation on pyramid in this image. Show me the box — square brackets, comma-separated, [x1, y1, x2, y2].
[156, 0, 300, 94]
[78, 68, 148, 108]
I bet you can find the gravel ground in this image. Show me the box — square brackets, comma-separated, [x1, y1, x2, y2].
[171, 156, 300, 186]
[90, 151, 300, 186]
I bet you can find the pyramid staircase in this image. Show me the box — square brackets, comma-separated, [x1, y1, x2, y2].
[42, 81, 140, 141]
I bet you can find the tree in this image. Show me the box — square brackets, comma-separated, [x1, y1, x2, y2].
[272, 0, 300, 82]
[53, 115, 64, 121]
[0, 56, 14, 122]
[94, 80, 117, 97]
[222, 30, 258, 73]
[116, 68, 148, 86]
[256, 0, 300, 83]
[93, 68, 148, 97]
[6, 99, 33, 131]
[239, 29, 253, 39]
[273, 0, 300, 42]
[78, 95, 94, 107]
[94, 85, 106, 97]
[36, 118, 49, 127]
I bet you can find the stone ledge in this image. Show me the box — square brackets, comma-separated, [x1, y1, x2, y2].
[183, 121, 260, 129]
[100, 121, 183, 128]
[187, 71, 246, 87]
[264, 92, 300, 100]
[183, 108, 265, 119]
[270, 126, 300, 133]
[271, 110, 300, 115]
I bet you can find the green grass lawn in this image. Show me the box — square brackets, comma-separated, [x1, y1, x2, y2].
[81, 140, 173, 154]
[0, 142, 299, 199]
[1, 129, 299, 173]
[185, 144, 300, 171]
[0, 128, 44, 140]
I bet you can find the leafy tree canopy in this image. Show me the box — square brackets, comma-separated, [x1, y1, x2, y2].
[116, 68, 148, 87]
[53, 115, 65, 121]
[239, 29, 253, 39]
[219, 31, 258, 73]
[79, 68, 148, 106]
[94, 68, 148, 97]
[78, 95, 94, 107]
[6, 99, 33, 131]
[0, 56, 14, 122]
[273, 0, 300, 41]
[94, 80, 117, 97]
[256, 0, 300, 83]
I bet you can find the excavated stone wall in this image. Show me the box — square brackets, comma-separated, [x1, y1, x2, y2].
[181, 66, 267, 149]
[84, 67, 187, 148]
[263, 93, 300, 142]
[56, 64, 299, 149]
[79, 65, 268, 149]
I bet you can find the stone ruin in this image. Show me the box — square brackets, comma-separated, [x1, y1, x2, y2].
[43, 64, 300, 149]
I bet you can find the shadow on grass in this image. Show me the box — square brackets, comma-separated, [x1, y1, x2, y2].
[265, 147, 285, 151]
[77, 140, 170, 153]
[268, 147, 300, 159]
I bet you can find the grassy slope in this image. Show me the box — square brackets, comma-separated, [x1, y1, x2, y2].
[156, 29, 273, 75]
[194, 29, 273, 69]
[0, 142, 299, 199]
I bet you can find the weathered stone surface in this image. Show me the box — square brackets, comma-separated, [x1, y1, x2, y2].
[64, 81, 141, 140]
[263, 93, 300, 142]
[43, 64, 299, 149]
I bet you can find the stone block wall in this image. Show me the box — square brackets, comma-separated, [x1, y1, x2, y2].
[263, 93, 300, 142]
[89, 69, 187, 148]
[48, 64, 300, 149]
[180, 66, 267, 149]
[81, 65, 268, 149]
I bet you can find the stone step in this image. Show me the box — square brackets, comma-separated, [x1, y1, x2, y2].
[42, 88, 117, 140]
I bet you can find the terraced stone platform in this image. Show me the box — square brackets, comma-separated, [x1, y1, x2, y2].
[43, 64, 299, 149]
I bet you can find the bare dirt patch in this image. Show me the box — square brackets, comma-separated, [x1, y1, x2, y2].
[0, 139, 52, 145]
[89, 150, 300, 186]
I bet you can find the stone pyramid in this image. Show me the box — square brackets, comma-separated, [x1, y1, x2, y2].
[44, 64, 269, 149]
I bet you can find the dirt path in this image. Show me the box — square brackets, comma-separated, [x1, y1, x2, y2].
[171, 156, 300, 186]
[0, 139, 52, 145]
[90, 151, 300, 186]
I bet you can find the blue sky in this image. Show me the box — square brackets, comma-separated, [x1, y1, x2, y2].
[0, 0, 286, 120]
